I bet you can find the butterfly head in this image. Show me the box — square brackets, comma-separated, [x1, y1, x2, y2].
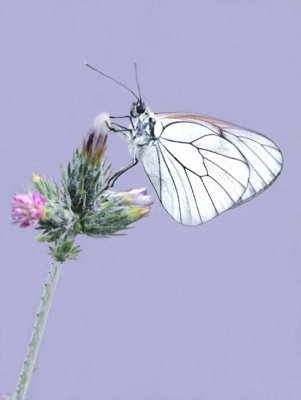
[130, 100, 147, 118]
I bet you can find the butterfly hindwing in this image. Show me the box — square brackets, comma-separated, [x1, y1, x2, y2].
[174, 114, 283, 205]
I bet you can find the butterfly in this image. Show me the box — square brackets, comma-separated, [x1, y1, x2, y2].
[85, 63, 283, 226]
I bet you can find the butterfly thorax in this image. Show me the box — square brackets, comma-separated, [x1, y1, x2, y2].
[129, 104, 156, 147]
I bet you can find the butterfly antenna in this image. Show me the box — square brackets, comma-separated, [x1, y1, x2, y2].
[84, 62, 139, 101]
[134, 61, 142, 101]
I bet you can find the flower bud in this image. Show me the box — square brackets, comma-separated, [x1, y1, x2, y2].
[82, 113, 110, 163]
[126, 206, 151, 221]
[118, 188, 153, 222]
[32, 172, 41, 183]
[119, 187, 153, 207]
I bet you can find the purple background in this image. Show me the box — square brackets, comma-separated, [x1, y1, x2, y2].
[1, 1, 300, 399]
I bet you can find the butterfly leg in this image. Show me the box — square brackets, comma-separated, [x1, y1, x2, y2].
[107, 157, 138, 188]
[106, 121, 132, 135]
[111, 122, 132, 131]
[110, 115, 131, 120]
[110, 116, 134, 129]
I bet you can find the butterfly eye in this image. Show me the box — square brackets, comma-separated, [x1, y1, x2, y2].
[136, 102, 145, 114]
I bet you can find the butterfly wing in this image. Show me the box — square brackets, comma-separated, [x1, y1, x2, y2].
[137, 115, 251, 225]
[137, 113, 283, 225]
[159, 113, 283, 206]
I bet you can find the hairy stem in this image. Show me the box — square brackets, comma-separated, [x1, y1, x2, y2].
[11, 259, 63, 400]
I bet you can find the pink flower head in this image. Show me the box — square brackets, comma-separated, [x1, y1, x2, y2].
[11, 191, 45, 228]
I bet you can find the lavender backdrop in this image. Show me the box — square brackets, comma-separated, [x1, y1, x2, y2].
[1, 1, 300, 399]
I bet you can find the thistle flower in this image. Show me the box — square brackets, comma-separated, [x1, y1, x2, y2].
[82, 112, 110, 163]
[7, 110, 155, 400]
[11, 191, 45, 228]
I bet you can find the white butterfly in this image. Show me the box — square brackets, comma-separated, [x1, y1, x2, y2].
[86, 63, 283, 226]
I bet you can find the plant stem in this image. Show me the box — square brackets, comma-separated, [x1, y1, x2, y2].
[11, 259, 63, 400]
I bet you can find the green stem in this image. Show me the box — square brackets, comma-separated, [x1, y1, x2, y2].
[11, 259, 63, 400]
